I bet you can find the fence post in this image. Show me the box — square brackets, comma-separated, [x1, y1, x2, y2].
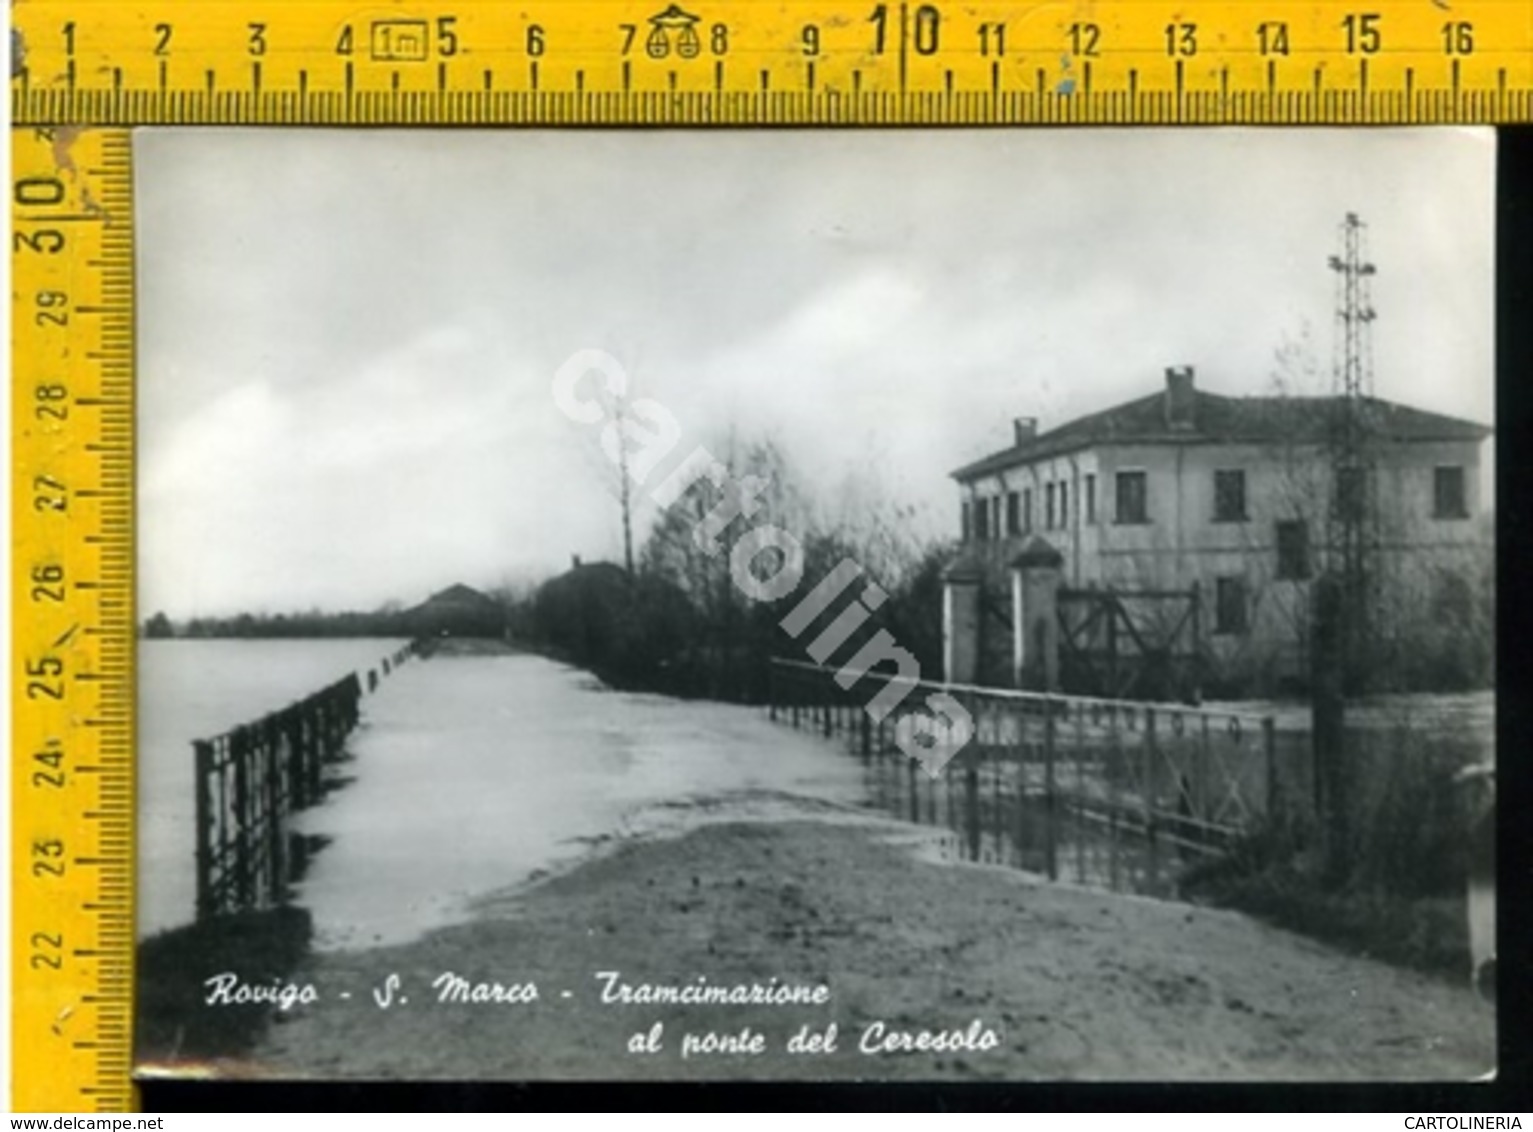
[964, 760, 981, 860]
[907, 757, 919, 824]
[194, 740, 214, 920]
[1013, 709, 1027, 872]
[1313, 572, 1352, 886]
[1044, 697, 1058, 881]
[287, 715, 306, 809]
[1144, 708, 1160, 889]
[1263, 716, 1278, 819]
[231, 729, 252, 910]
[822, 680, 833, 738]
[991, 756, 1003, 862]
[264, 722, 284, 906]
[1108, 706, 1121, 891]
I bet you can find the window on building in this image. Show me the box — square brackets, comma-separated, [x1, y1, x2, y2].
[1275, 520, 1310, 580]
[974, 497, 990, 540]
[991, 497, 1002, 540]
[1085, 474, 1097, 524]
[961, 500, 972, 542]
[1022, 488, 1033, 532]
[1434, 465, 1468, 519]
[1215, 576, 1248, 634]
[1006, 491, 1021, 537]
[1213, 469, 1247, 523]
[1115, 471, 1148, 524]
[1045, 483, 1056, 530]
[1059, 482, 1069, 529]
[1334, 466, 1366, 522]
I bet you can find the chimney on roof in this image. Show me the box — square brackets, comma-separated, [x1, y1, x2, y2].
[1013, 416, 1038, 446]
[1164, 366, 1196, 429]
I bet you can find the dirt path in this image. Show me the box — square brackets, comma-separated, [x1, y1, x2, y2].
[222, 814, 1494, 1082]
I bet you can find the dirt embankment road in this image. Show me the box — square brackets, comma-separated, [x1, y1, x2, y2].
[242, 817, 1492, 1082]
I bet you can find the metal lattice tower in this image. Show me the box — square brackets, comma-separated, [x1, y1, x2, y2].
[1326, 212, 1379, 689]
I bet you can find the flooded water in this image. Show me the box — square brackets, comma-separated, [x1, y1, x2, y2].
[142, 640, 1492, 949]
[139, 643, 862, 948]
[1216, 690, 1495, 754]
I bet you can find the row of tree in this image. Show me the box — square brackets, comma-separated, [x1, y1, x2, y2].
[142, 606, 420, 640]
[512, 437, 949, 703]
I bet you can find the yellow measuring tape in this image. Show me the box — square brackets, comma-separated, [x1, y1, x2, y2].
[9, 0, 1533, 122]
[12, 126, 135, 1113]
[8, 0, 1529, 1113]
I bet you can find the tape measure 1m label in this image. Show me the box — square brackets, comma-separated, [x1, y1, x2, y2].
[11, 126, 137, 1114]
[9, 0, 1533, 124]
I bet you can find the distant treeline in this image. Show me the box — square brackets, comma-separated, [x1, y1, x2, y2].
[144, 607, 426, 640]
[509, 438, 951, 704]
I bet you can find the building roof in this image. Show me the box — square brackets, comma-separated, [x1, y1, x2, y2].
[952, 388, 1493, 483]
[413, 583, 500, 612]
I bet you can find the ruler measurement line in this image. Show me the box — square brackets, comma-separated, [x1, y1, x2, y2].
[14, 127, 136, 1113]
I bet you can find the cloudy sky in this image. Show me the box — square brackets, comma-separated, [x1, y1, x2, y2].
[136, 127, 1495, 619]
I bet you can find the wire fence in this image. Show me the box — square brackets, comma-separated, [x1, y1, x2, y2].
[767, 657, 1294, 898]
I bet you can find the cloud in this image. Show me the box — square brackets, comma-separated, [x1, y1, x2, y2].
[136, 128, 1495, 616]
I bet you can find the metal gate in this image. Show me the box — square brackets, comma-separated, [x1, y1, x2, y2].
[1057, 585, 1203, 701]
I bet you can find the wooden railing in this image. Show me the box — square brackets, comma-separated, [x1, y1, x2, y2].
[192, 641, 421, 920]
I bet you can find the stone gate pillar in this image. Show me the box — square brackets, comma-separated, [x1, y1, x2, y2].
[941, 553, 985, 685]
[1011, 537, 1063, 691]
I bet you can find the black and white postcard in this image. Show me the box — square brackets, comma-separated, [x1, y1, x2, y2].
[134, 127, 1496, 1082]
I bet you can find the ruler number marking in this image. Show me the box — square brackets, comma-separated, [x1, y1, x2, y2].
[15, 228, 66, 255]
[32, 474, 70, 516]
[32, 838, 68, 882]
[33, 739, 69, 790]
[868, 5, 939, 59]
[26, 652, 67, 700]
[30, 932, 66, 971]
[36, 288, 70, 328]
[1165, 22, 1197, 57]
[913, 5, 940, 56]
[15, 175, 65, 207]
[31, 563, 67, 603]
[1342, 13, 1381, 55]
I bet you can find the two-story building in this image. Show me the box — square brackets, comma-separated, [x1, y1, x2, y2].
[944, 366, 1491, 697]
